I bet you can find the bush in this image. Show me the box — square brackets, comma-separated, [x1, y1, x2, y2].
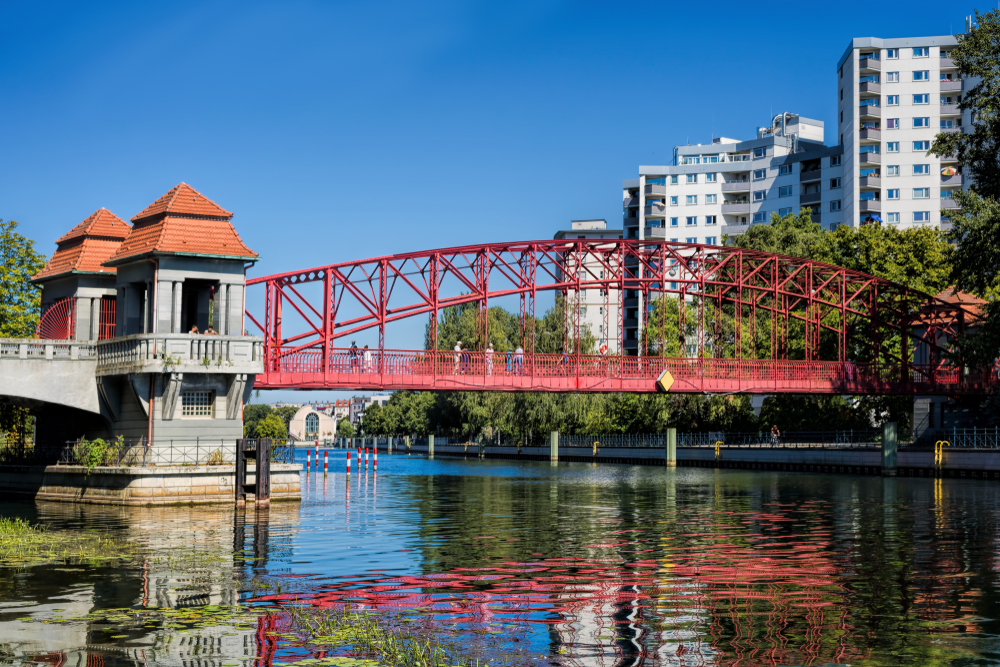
[254, 414, 287, 439]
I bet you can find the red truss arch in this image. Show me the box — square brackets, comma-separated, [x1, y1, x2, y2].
[245, 240, 992, 395]
[37, 297, 76, 340]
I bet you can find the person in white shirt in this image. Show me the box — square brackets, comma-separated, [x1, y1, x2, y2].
[514, 345, 524, 375]
[363, 345, 373, 373]
[485, 344, 494, 376]
[454, 341, 462, 374]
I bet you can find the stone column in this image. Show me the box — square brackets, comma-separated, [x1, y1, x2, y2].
[145, 280, 153, 333]
[881, 422, 898, 477]
[90, 297, 99, 340]
[428, 434, 435, 459]
[550, 431, 559, 462]
[117, 286, 127, 334]
[172, 281, 183, 333]
[666, 428, 677, 467]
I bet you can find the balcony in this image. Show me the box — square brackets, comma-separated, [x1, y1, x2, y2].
[644, 183, 667, 198]
[858, 57, 880, 72]
[811, 213, 821, 225]
[859, 104, 880, 119]
[940, 57, 957, 69]
[942, 198, 962, 211]
[799, 192, 822, 205]
[941, 174, 963, 187]
[940, 104, 960, 116]
[859, 175, 881, 189]
[859, 128, 881, 142]
[940, 80, 963, 93]
[859, 81, 881, 95]
[721, 202, 750, 214]
[939, 126, 962, 134]
[940, 152, 959, 163]
[644, 227, 667, 239]
[800, 169, 822, 182]
[644, 204, 666, 218]
[95, 334, 264, 377]
[624, 197, 639, 208]
[721, 223, 750, 236]
[859, 152, 881, 165]
[721, 181, 750, 192]
[859, 199, 881, 214]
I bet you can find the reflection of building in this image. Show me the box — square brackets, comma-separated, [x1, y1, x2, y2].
[553, 220, 623, 354]
[288, 404, 337, 441]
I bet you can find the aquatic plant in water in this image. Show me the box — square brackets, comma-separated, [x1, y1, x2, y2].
[0, 517, 138, 567]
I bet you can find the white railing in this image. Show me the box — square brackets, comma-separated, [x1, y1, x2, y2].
[0, 339, 97, 360]
[95, 334, 264, 373]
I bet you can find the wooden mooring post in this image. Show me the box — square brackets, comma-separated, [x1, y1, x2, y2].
[236, 438, 271, 508]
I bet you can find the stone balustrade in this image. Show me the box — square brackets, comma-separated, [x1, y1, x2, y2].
[94, 333, 264, 376]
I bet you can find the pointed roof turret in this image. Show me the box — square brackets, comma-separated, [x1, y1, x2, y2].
[105, 183, 257, 266]
[32, 208, 132, 282]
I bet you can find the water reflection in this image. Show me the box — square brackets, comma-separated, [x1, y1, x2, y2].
[2, 456, 1000, 666]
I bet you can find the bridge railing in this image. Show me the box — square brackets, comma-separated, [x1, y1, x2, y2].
[677, 430, 883, 449]
[916, 427, 1000, 450]
[266, 347, 996, 392]
[0, 339, 97, 360]
[94, 334, 263, 374]
[38, 438, 298, 467]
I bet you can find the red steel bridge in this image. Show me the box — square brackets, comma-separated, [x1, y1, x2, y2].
[245, 240, 992, 395]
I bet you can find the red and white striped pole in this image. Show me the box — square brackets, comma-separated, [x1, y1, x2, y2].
[374, 447, 378, 472]
[324, 450, 328, 474]
[306, 449, 311, 470]
[346, 451, 351, 475]
[314, 439, 319, 466]
[365, 447, 369, 471]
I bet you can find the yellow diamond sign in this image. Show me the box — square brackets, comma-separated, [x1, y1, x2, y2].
[656, 369, 674, 393]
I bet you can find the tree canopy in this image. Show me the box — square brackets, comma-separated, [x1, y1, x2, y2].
[0, 220, 46, 338]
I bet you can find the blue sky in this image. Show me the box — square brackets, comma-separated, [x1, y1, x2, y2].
[1, 0, 978, 403]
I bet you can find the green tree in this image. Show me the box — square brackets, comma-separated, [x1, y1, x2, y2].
[724, 208, 825, 258]
[929, 10, 1000, 369]
[272, 406, 299, 432]
[254, 414, 286, 439]
[242, 403, 273, 437]
[0, 220, 46, 446]
[336, 418, 354, 438]
[0, 220, 46, 338]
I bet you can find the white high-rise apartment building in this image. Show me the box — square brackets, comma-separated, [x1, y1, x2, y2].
[838, 35, 965, 229]
[618, 23, 971, 354]
[553, 219, 623, 353]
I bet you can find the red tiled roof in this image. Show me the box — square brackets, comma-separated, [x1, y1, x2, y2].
[32, 209, 131, 282]
[130, 182, 232, 222]
[106, 183, 257, 265]
[55, 208, 131, 243]
[935, 287, 987, 322]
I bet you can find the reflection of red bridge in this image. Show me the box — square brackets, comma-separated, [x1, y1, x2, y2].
[246, 240, 991, 395]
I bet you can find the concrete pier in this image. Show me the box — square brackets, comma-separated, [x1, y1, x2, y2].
[882, 422, 898, 476]
[550, 431, 559, 462]
[665, 428, 677, 467]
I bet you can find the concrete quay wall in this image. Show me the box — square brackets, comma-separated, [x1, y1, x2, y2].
[0, 463, 301, 506]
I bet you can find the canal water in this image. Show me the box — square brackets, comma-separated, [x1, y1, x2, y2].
[2, 451, 1000, 666]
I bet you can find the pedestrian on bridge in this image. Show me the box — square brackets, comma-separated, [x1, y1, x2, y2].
[505, 349, 513, 374]
[461, 346, 471, 374]
[350, 342, 360, 373]
[515, 345, 524, 375]
[454, 341, 462, 374]
[486, 344, 494, 376]
[363, 345, 373, 373]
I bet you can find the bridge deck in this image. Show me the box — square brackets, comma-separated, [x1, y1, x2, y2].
[256, 349, 991, 394]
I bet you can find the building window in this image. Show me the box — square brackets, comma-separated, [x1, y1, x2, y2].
[913, 117, 929, 128]
[753, 147, 766, 158]
[887, 118, 899, 129]
[914, 211, 930, 222]
[830, 155, 842, 166]
[830, 200, 842, 212]
[753, 168, 766, 180]
[887, 212, 900, 223]
[779, 164, 792, 175]
[913, 94, 929, 104]
[686, 174, 697, 184]
[913, 164, 929, 175]
[886, 71, 899, 83]
[753, 211, 767, 223]
[840, 88, 843, 101]
[913, 188, 930, 199]
[913, 47, 929, 57]
[685, 216, 696, 226]
[181, 391, 214, 418]
[839, 110, 844, 123]
[670, 175, 678, 184]
[686, 195, 697, 205]
[706, 173, 717, 183]
[306, 412, 319, 435]
[670, 217, 678, 227]
[705, 194, 717, 204]
[887, 142, 899, 152]
[941, 119, 956, 129]
[886, 48, 898, 59]
[830, 177, 842, 189]
[705, 215, 716, 225]
[705, 236, 717, 245]
[686, 237, 697, 244]
[778, 207, 792, 216]
[753, 191, 766, 201]
[887, 189, 900, 200]
[913, 140, 930, 151]
[913, 70, 929, 81]
[670, 196, 678, 206]
[887, 165, 899, 176]
[778, 185, 792, 197]
[887, 95, 899, 105]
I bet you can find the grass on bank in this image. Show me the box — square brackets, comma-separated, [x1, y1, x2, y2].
[0, 517, 139, 568]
